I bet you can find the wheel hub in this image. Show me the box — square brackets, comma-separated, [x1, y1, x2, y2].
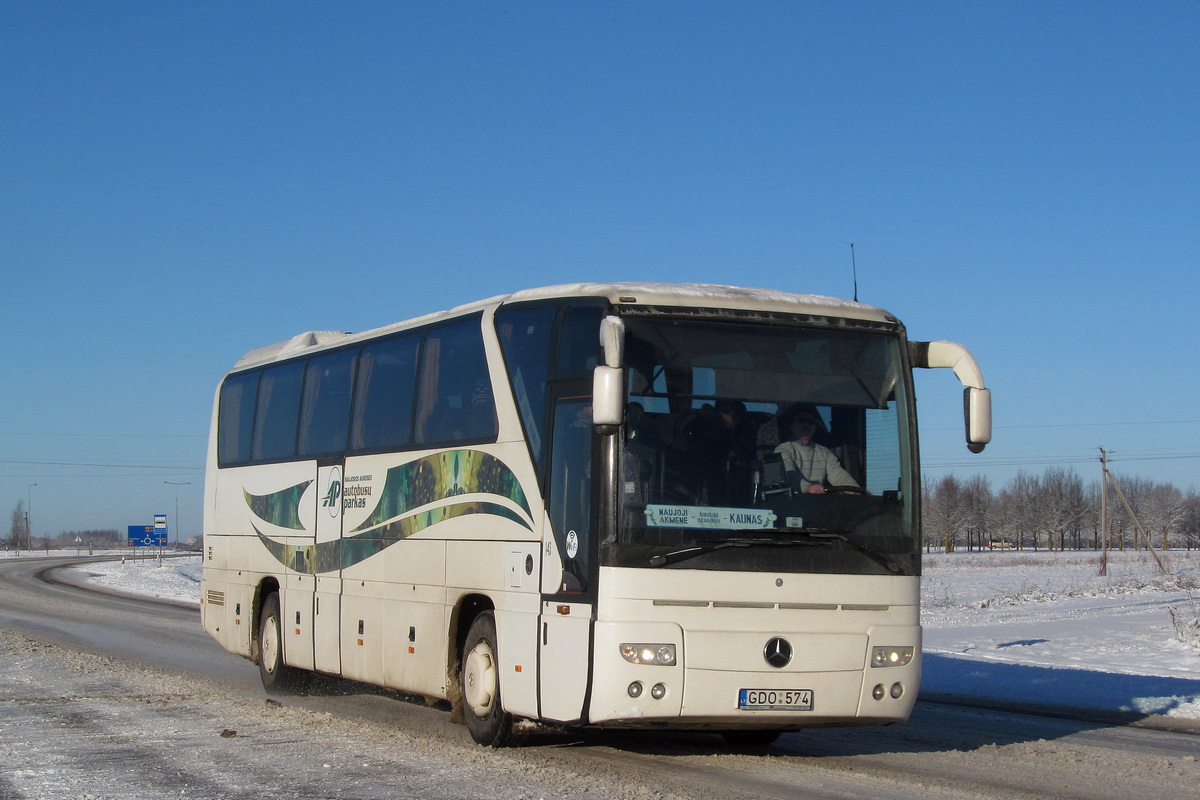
[463, 641, 497, 715]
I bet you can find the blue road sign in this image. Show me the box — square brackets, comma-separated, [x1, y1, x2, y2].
[128, 525, 167, 547]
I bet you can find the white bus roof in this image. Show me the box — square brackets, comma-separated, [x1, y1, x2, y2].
[231, 282, 896, 370]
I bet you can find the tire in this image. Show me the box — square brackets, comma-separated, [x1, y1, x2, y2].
[460, 611, 514, 746]
[721, 730, 782, 749]
[258, 593, 307, 693]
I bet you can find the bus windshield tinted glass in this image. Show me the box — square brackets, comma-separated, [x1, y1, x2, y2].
[609, 317, 916, 576]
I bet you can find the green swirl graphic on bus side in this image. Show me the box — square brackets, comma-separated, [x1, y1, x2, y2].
[352, 449, 531, 531]
[244, 482, 311, 530]
[245, 449, 533, 574]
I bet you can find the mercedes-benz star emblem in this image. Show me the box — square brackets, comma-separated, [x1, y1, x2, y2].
[763, 637, 792, 668]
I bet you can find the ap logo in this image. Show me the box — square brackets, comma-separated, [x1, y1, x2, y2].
[322, 467, 343, 517]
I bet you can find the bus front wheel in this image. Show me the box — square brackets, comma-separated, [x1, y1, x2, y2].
[258, 593, 306, 693]
[461, 612, 514, 746]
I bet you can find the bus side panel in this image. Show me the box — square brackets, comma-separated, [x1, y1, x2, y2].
[200, 539, 258, 659]
[339, 587, 383, 685]
[282, 571, 315, 671]
[493, 542, 540, 718]
[337, 539, 448, 693]
[538, 602, 592, 723]
[205, 461, 318, 665]
[380, 589, 449, 698]
[200, 563, 248, 657]
[446, 538, 541, 718]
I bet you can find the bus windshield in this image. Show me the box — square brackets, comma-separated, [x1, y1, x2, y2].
[606, 316, 917, 576]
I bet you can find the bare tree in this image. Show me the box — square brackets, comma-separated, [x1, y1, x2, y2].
[1181, 490, 1200, 550]
[1008, 471, 1040, 549]
[8, 500, 24, 550]
[1037, 467, 1084, 551]
[990, 483, 1018, 548]
[961, 474, 992, 550]
[1081, 481, 1103, 549]
[926, 475, 968, 553]
[1111, 475, 1153, 550]
[917, 470, 1196, 554]
[1141, 482, 1185, 549]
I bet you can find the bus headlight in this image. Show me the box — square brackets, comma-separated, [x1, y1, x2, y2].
[620, 643, 677, 666]
[871, 646, 914, 668]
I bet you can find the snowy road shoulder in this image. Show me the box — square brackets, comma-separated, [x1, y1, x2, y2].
[921, 550, 1200, 720]
[60, 554, 202, 607]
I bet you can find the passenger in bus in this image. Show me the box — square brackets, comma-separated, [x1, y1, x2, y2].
[773, 404, 859, 494]
[682, 400, 758, 505]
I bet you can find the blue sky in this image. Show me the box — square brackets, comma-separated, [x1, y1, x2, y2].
[3, 2, 1198, 541]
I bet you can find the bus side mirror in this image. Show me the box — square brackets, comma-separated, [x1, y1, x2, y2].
[593, 366, 623, 430]
[965, 387, 991, 453]
[600, 316, 624, 369]
[910, 340, 992, 453]
[594, 316, 625, 432]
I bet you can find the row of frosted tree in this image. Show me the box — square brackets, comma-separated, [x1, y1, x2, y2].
[922, 468, 1200, 553]
[5, 501, 123, 551]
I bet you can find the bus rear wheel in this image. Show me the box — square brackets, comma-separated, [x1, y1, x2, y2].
[258, 593, 307, 693]
[461, 612, 514, 746]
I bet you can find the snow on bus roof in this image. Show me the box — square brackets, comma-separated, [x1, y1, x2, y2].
[507, 282, 885, 316]
[231, 283, 892, 369]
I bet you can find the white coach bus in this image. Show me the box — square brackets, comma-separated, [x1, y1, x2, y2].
[200, 283, 990, 747]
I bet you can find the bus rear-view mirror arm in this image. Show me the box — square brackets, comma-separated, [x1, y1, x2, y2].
[593, 316, 626, 431]
[909, 340, 992, 454]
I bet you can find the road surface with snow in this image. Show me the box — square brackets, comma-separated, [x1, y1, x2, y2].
[0, 549, 1196, 799]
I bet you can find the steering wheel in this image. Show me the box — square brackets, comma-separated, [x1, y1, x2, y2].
[825, 485, 868, 495]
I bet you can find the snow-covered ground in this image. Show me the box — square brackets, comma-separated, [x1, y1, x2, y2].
[921, 548, 1200, 720]
[49, 548, 1200, 721]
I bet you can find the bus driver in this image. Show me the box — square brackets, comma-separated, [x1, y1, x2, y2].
[773, 404, 860, 495]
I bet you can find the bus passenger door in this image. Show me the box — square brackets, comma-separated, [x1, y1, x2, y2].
[313, 462, 343, 674]
[539, 393, 597, 723]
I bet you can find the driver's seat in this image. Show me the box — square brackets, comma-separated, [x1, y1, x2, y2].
[754, 453, 791, 502]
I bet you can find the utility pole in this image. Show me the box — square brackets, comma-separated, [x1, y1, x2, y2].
[27, 483, 36, 553]
[1099, 448, 1108, 576]
[164, 481, 190, 547]
[1100, 449, 1168, 577]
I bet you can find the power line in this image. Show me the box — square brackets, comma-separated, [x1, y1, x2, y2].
[924, 452, 1200, 470]
[924, 418, 1200, 432]
[0, 458, 202, 470]
[1, 473, 203, 479]
[0, 431, 206, 439]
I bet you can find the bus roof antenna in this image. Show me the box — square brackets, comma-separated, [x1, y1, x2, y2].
[837, 239, 858, 301]
[850, 242, 858, 302]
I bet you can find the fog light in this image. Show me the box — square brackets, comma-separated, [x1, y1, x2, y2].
[650, 683, 667, 700]
[890, 682, 904, 699]
[628, 681, 643, 698]
[872, 683, 885, 701]
[871, 646, 914, 668]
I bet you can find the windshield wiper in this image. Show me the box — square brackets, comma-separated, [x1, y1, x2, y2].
[792, 530, 905, 575]
[648, 537, 828, 568]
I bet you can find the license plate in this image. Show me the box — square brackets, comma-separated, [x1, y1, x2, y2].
[738, 689, 814, 711]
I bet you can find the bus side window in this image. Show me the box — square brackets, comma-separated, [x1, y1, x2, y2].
[556, 306, 602, 378]
[218, 371, 259, 465]
[352, 334, 420, 451]
[415, 318, 497, 445]
[495, 305, 557, 473]
[252, 361, 306, 461]
[298, 349, 358, 457]
[549, 396, 593, 594]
